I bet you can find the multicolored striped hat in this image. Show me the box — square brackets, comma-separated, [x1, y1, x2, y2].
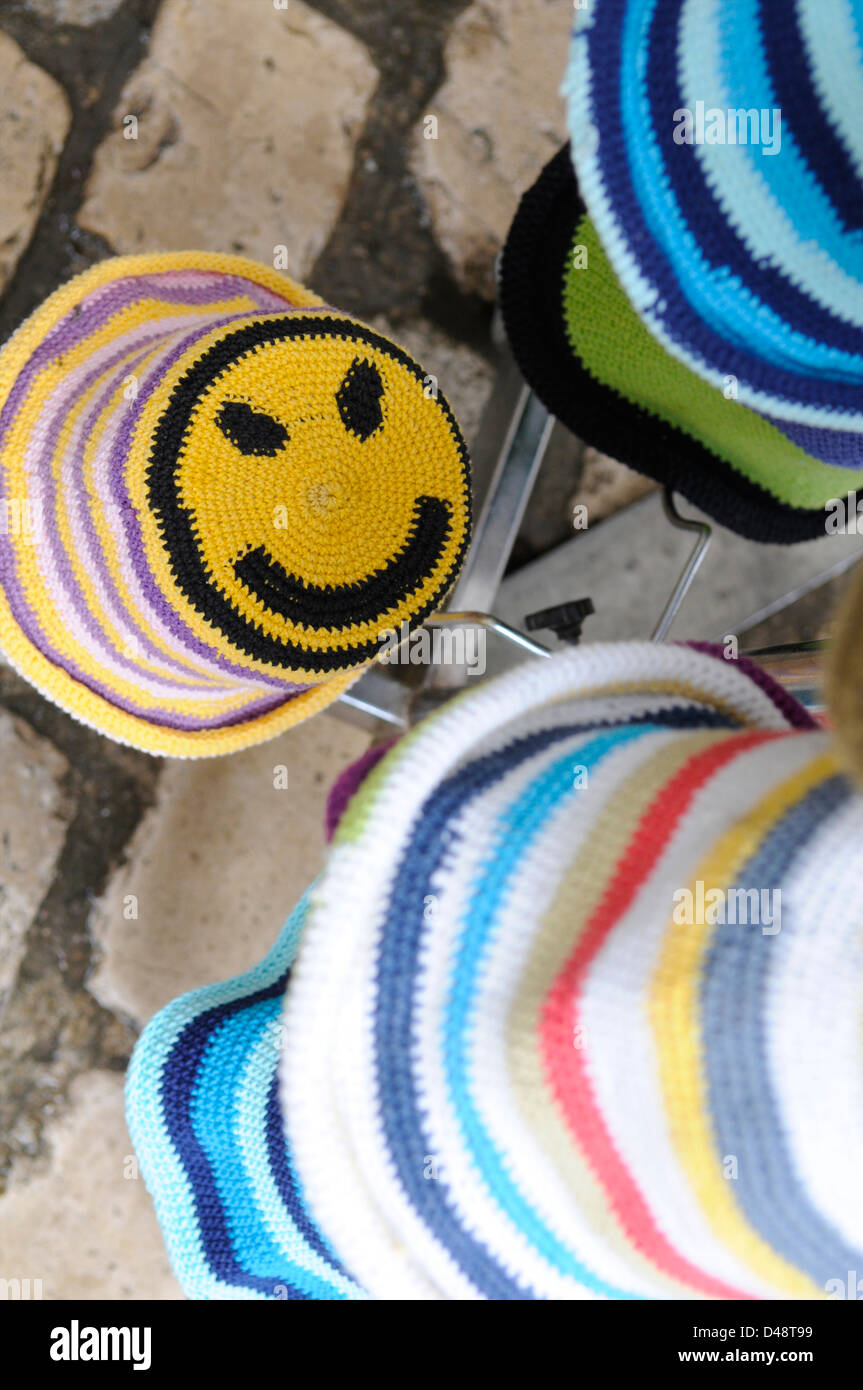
[499, 145, 863, 541]
[127, 640, 863, 1298]
[0, 253, 470, 756]
[566, 0, 863, 470]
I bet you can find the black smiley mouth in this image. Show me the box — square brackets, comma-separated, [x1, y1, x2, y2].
[147, 315, 470, 672]
[233, 495, 452, 628]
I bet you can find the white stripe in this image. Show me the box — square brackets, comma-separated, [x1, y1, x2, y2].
[766, 792, 863, 1262]
[579, 734, 827, 1296]
[681, 0, 863, 331]
[416, 726, 688, 1298]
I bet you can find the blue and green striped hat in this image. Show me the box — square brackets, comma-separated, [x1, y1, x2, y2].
[567, 0, 863, 466]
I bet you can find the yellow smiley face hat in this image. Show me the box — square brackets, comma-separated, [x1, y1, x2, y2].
[0, 253, 471, 756]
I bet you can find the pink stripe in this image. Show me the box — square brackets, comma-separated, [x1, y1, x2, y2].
[540, 732, 781, 1298]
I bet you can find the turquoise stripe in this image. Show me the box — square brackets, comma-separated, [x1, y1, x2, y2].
[619, 0, 863, 376]
[236, 1030, 364, 1300]
[189, 996, 349, 1300]
[443, 724, 657, 1294]
[126, 895, 308, 1300]
[720, 0, 863, 287]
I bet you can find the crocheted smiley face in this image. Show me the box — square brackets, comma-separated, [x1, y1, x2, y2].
[143, 315, 471, 673]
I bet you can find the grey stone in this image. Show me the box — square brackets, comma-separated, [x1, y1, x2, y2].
[78, 0, 378, 279]
[88, 711, 369, 1027]
[0, 712, 71, 1015]
[412, 0, 571, 298]
[0, 32, 71, 293]
[0, 1070, 181, 1299]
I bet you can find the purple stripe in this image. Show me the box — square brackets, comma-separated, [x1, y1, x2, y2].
[0, 269, 294, 454]
[100, 313, 296, 687]
[1, 311, 315, 706]
[682, 642, 818, 730]
[68, 339, 230, 686]
[68, 335, 274, 690]
[36, 642, 300, 731]
[767, 413, 863, 469]
[48, 344, 203, 691]
[0, 322, 272, 698]
[325, 739, 398, 841]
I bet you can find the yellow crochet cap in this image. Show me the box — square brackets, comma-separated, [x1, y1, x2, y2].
[0, 252, 471, 756]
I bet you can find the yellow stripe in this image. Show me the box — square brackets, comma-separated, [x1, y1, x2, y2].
[75, 337, 241, 695]
[0, 249, 322, 405]
[650, 753, 835, 1296]
[509, 728, 728, 1297]
[9, 355, 249, 716]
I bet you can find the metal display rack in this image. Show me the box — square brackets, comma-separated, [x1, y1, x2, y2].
[336, 346, 827, 732]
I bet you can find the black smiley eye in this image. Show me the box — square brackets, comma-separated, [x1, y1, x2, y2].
[336, 358, 384, 441]
[215, 400, 289, 457]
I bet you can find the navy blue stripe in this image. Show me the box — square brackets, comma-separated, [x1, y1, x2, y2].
[760, 0, 863, 232]
[586, 0, 863, 411]
[372, 705, 736, 1299]
[702, 774, 863, 1284]
[265, 1072, 352, 1279]
[160, 974, 339, 1298]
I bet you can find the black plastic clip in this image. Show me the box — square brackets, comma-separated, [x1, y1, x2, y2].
[524, 598, 594, 646]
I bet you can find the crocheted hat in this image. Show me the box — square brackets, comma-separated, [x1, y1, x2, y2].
[0, 253, 470, 756]
[566, 0, 863, 471]
[499, 145, 863, 541]
[128, 641, 863, 1299]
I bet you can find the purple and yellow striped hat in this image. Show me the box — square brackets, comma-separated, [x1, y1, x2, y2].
[0, 253, 470, 756]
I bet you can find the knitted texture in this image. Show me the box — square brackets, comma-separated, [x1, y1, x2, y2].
[127, 642, 863, 1299]
[0, 252, 471, 756]
[324, 739, 396, 842]
[825, 561, 863, 790]
[125, 892, 365, 1301]
[499, 144, 863, 541]
[566, 0, 863, 463]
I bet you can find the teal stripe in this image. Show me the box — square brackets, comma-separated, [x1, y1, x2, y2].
[443, 724, 659, 1294]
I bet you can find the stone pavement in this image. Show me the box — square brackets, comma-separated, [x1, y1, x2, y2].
[0, 0, 843, 1301]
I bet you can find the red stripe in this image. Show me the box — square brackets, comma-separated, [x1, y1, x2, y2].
[540, 730, 783, 1298]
